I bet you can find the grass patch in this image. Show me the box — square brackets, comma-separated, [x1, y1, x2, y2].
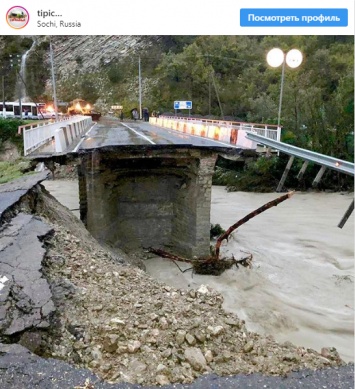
[0, 160, 35, 184]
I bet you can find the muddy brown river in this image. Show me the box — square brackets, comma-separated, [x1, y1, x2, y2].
[43, 180, 354, 362]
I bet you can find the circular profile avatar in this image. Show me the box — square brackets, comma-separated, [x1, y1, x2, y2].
[6, 6, 29, 29]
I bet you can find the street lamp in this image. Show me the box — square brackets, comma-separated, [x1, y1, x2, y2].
[266, 48, 303, 128]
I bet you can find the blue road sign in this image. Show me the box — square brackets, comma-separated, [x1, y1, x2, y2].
[174, 101, 192, 110]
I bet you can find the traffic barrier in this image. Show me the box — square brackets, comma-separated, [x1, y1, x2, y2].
[149, 116, 281, 149]
[23, 115, 93, 155]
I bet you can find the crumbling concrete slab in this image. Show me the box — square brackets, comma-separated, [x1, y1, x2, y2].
[0, 212, 54, 335]
[0, 171, 49, 220]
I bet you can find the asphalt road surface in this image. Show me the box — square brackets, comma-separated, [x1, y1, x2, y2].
[77, 117, 237, 150]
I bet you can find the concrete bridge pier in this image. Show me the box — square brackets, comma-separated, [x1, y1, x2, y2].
[78, 147, 218, 258]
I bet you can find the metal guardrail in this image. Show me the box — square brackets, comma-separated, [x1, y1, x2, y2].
[152, 116, 281, 148]
[245, 132, 354, 176]
[163, 116, 281, 141]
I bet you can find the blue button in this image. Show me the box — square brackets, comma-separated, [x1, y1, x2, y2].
[240, 9, 348, 27]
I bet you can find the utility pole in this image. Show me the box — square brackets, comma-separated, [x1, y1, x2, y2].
[138, 56, 142, 120]
[17, 73, 22, 118]
[10, 54, 22, 118]
[211, 70, 224, 120]
[2, 75, 5, 118]
[208, 72, 211, 116]
[50, 41, 59, 121]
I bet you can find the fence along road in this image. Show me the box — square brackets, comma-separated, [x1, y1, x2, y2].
[21, 115, 94, 156]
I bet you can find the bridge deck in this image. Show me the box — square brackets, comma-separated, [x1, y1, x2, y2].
[77, 117, 246, 151]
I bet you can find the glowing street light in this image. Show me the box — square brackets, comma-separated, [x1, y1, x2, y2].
[267, 48, 303, 128]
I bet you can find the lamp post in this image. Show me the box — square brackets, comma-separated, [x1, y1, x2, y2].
[266, 48, 303, 129]
[49, 41, 59, 121]
[9, 54, 22, 118]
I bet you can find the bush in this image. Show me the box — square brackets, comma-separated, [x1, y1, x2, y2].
[0, 118, 25, 154]
[213, 156, 280, 192]
[210, 224, 226, 239]
[213, 154, 354, 192]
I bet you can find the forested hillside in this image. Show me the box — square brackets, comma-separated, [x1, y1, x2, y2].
[0, 35, 353, 162]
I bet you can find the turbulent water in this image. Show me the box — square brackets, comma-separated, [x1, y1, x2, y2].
[43, 180, 354, 362]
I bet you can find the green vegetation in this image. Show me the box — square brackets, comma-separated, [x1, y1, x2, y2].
[210, 224, 226, 239]
[0, 160, 34, 184]
[0, 35, 352, 190]
[0, 119, 35, 184]
[213, 154, 354, 192]
[0, 118, 24, 152]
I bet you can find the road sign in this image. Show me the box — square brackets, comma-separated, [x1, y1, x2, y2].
[174, 101, 192, 110]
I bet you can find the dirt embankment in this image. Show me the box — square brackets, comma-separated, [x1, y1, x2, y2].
[3, 183, 342, 387]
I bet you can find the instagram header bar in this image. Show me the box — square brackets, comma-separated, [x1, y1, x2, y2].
[1, 0, 354, 35]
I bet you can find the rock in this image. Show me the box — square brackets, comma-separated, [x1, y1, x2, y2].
[184, 347, 207, 371]
[159, 317, 169, 329]
[197, 285, 209, 295]
[224, 318, 241, 327]
[321, 347, 341, 361]
[156, 364, 169, 374]
[205, 350, 213, 362]
[102, 335, 119, 353]
[156, 374, 170, 385]
[185, 333, 196, 345]
[283, 353, 301, 363]
[161, 348, 172, 358]
[110, 318, 125, 325]
[244, 341, 254, 353]
[195, 332, 206, 343]
[188, 290, 196, 298]
[91, 347, 102, 361]
[19, 332, 43, 354]
[129, 358, 147, 373]
[128, 340, 141, 353]
[209, 325, 224, 336]
[176, 330, 186, 345]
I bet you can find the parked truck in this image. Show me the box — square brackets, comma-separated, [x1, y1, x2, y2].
[67, 99, 101, 121]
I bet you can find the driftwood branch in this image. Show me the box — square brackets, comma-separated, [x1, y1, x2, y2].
[148, 248, 192, 263]
[215, 191, 294, 259]
[233, 253, 253, 268]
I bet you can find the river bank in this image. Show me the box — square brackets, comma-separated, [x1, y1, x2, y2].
[42, 179, 354, 363]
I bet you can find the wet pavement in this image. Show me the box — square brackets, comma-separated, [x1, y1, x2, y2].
[78, 117, 240, 150]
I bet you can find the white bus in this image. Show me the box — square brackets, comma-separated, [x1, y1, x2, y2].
[0, 102, 50, 119]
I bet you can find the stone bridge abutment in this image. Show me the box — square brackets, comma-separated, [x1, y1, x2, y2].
[78, 147, 218, 257]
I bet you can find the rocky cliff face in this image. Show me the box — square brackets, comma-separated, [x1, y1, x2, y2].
[0, 35, 163, 109]
[49, 35, 161, 78]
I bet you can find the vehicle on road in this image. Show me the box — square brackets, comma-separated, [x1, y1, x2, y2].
[67, 99, 101, 121]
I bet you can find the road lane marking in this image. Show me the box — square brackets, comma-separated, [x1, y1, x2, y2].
[121, 123, 156, 145]
[73, 122, 98, 152]
[0, 275, 9, 292]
